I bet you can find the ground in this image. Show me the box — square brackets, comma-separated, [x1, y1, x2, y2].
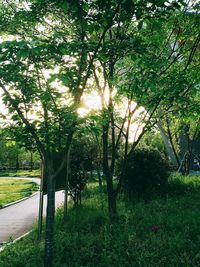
[0, 173, 200, 267]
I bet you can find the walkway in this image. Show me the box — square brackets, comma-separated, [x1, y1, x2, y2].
[0, 177, 64, 246]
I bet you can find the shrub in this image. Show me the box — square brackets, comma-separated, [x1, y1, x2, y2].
[123, 149, 170, 197]
[68, 170, 89, 205]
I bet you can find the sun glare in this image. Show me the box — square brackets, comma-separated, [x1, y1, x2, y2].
[77, 91, 102, 117]
[77, 90, 145, 143]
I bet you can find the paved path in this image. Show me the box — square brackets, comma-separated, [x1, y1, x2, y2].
[0, 177, 64, 246]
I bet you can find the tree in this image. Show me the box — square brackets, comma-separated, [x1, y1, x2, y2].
[158, 91, 200, 173]
[0, 1, 199, 264]
[155, 8, 200, 172]
[91, 1, 200, 218]
[0, 0, 139, 265]
[68, 127, 99, 205]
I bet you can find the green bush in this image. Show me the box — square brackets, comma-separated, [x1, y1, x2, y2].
[68, 170, 89, 205]
[123, 149, 170, 197]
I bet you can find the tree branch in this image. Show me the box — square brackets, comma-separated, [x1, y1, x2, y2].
[0, 81, 46, 156]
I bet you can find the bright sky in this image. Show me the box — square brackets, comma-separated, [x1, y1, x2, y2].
[77, 91, 102, 117]
[77, 90, 145, 143]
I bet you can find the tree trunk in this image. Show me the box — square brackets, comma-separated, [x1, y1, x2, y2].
[30, 151, 33, 172]
[185, 152, 191, 175]
[102, 123, 117, 219]
[106, 173, 117, 219]
[38, 164, 44, 240]
[15, 154, 19, 171]
[185, 132, 192, 175]
[64, 148, 70, 220]
[157, 122, 180, 166]
[97, 167, 102, 187]
[44, 162, 55, 267]
[165, 118, 180, 166]
[90, 170, 93, 180]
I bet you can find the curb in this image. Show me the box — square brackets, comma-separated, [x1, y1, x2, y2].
[0, 191, 39, 210]
[0, 230, 32, 253]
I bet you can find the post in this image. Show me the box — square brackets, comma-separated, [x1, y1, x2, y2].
[38, 164, 44, 240]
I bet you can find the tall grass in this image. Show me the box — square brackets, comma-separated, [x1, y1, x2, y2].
[0, 174, 200, 267]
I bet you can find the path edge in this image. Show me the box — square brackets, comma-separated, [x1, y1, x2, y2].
[0, 191, 39, 210]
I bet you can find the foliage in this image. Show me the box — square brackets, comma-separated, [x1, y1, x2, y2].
[67, 130, 99, 205]
[123, 149, 170, 197]
[0, 178, 38, 207]
[137, 129, 167, 155]
[0, 143, 40, 171]
[158, 106, 200, 172]
[70, 129, 98, 172]
[86, 0, 200, 217]
[0, 128, 40, 170]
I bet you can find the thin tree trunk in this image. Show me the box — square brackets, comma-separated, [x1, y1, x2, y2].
[185, 129, 191, 175]
[106, 173, 117, 219]
[157, 122, 180, 166]
[30, 151, 33, 172]
[166, 118, 180, 166]
[97, 167, 102, 187]
[102, 122, 117, 219]
[38, 164, 44, 240]
[44, 162, 55, 267]
[64, 148, 70, 220]
[90, 170, 93, 180]
[16, 154, 19, 171]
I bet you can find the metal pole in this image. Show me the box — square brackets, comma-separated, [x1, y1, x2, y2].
[38, 163, 44, 240]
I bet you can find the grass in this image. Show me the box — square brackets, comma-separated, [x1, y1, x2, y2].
[0, 178, 39, 208]
[0, 173, 200, 266]
[0, 169, 40, 178]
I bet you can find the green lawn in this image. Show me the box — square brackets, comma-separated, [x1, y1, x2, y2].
[0, 179, 39, 208]
[1, 174, 200, 267]
[0, 169, 40, 178]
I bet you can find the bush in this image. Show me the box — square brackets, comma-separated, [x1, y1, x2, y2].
[68, 170, 89, 205]
[123, 149, 170, 197]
